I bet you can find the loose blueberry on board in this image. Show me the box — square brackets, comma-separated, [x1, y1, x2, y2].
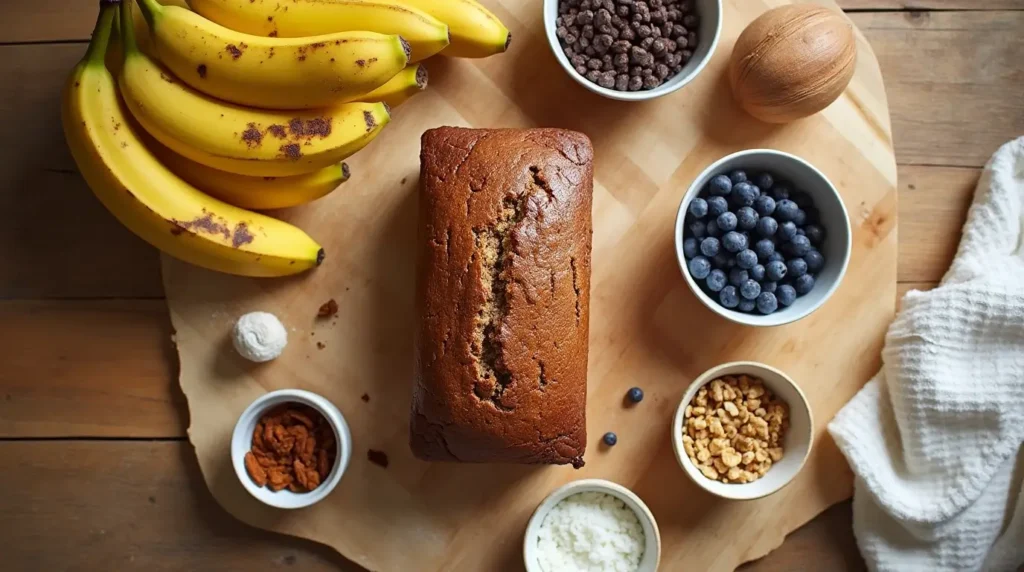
[777, 284, 797, 306]
[756, 216, 778, 238]
[729, 268, 749, 287]
[754, 172, 774, 191]
[689, 220, 707, 239]
[777, 221, 798, 242]
[717, 211, 738, 232]
[689, 198, 709, 219]
[736, 249, 758, 269]
[750, 264, 766, 282]
[732, 182, 758, 207]
[787, 258, 808, 278]
[761, 280, 777, 294]
[804, 224, 825, 245]
[700, 236, 721, 257]
[722, 231, 748, 253]
[706, 269, 727, 292]
[728, 170, 748, 184]
[736, 206, 759, 230]
[794, 273, 816, 295]
[738, 298, 756, 313]
[707, 196, 729, 218]
[789, 234, 812, 256]
[689, 256, 712, 280]
[706, 219, 722, 238]
[627, 387, 644, 403]
[602, 432, 618, 446]
[766, 260, 788, 282]
[805, 249, 825, 272]
[772, 184, 791, 201]
[740, 279, 761, 300]
[754, 238, 775, 260]
[756, 292, 779, 314]
[719, 286, 740, 308]
[709, 175, 733, 196]
[683, 238, 699, 259]
[775, 199, 799, 222]
[754, 195, 776, 216]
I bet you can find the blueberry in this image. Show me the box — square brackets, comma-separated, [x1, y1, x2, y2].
[740, 279, 761, 300]
[728, 170, 747, 184]
[683, 237, 699, 259]
[777, 221, 798, 242]
[789, 234, 812, 256]
[706, 196, 729, 217]
[708, 175, 733, 196]
[756, 292, 778, 314]
[805, 249, 825, 273]
[775, 199, 799, 222]
[688, 198, 708, 219]
[700, 236, 720, 257]
[706, 269, 727, 291]
[777, 284, 797, 306]
[627, 387, 644, 403]
[722, 231, 748, 253]
[804, 224, 825, 245]
[688, 256, 711, 280]
[738, 299, 756, 313]
[787, 257, 808, 278]
[791, 191, 813, 209]
[766, 260, 788, 281]
[706, 219, 721, 238]
[736, 249, 758, 269]
[753, 194, 776, 217]
[768, 251, 785, 263]
[716, 211, 738, 232]
[689, 220, 707, 239]
[772, 184, 791, 201]
[736, 206, 759, 231]
[719, 285, 740, 308]
[729, 268, 749, 287]
[792, 209, 807, 226]
[754, 238, 775, 261]
[756, 216, 778, 237]
[602, 432, 618, 446]
[711, 252, 731, 269]
[794, 273, 816, 295]
[754, 172, 774, 191]
[731, 182, 758, 207]
[750, 264, 766, 282]
[761, 280, 777, 294]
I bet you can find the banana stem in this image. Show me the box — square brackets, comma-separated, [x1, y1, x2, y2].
[135, 0, 162, 29]
[119, 0, 140, 59]
[84, 0, 119, 67]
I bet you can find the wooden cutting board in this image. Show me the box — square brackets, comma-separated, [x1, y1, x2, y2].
[164, 0, 897, 569]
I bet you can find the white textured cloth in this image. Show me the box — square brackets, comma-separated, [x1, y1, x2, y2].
[828, 137, 1024, 572]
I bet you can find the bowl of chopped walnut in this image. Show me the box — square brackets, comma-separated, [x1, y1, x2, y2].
[671, 362, 812, 500]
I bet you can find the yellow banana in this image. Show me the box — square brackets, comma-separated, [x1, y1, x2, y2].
[118, 0, 391, 177]
[149, 137, 351, 210]
[63, 2, 324, 278]
[136, 0, 409, 109]
[357, 64, 427, 108]
[187, 0, 449, 63]
[400, 0, 510, 58]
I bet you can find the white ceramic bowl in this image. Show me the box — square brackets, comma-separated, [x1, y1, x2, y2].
[524, 479, 661, 572]
[230, 389, 352, 509]
[674, 149, 852, 327]
[543, 0, 722, 101]
[671, 362, 813, 501]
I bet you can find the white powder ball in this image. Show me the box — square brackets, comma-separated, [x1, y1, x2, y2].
[232, 312, 288, 363]
[536, 491, 646, 572]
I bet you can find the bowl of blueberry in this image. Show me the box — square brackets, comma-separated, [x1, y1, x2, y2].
[674, 149, 852, 326]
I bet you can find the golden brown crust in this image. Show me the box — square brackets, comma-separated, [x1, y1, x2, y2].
[411, 127, 593, 467]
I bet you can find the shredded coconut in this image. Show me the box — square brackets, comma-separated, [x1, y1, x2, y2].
[232, 311, 287, 363]
[536, 491, 645, 572]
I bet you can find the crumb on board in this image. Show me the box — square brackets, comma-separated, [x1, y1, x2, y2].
[367, 449, 389, 468]
[317, 299, 339, 318]
[361, 393, 370, 403]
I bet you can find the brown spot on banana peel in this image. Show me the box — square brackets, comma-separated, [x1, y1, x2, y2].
[226, 44, 244, 59]
[232, 223, 254, 248]
[241, 123, 263, 147]
[196, 64, 207, 78]
[280, 143, 302, 160]
[363, 111, 376, 131]
[171, 211, 231, 240]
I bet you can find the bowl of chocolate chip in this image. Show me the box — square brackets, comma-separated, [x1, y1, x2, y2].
[544, 0, 722, 101]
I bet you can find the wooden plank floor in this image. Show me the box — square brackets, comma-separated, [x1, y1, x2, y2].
[1, 1, 1022, 570]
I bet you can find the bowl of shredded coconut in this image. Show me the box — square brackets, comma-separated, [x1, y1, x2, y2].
[524, 479, 660, 572]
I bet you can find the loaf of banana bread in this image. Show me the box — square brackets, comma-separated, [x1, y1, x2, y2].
[411, 127, 593, 467]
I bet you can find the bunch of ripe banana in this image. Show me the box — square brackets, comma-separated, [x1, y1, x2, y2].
[62, 0, 509, 277]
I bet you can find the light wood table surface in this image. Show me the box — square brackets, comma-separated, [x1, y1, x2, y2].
[1, 1, 1022, 570]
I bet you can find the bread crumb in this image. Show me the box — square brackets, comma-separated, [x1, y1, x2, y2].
[317, 299, 338, 318]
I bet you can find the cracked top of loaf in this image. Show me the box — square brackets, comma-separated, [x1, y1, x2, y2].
[411, 127, 593, 467]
